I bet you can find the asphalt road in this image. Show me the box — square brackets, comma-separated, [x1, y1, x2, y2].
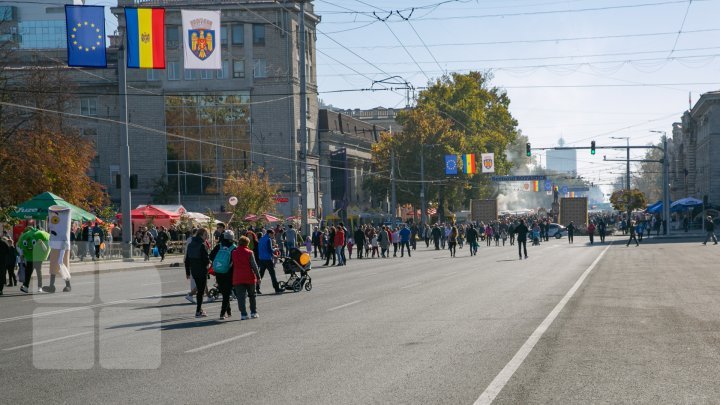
[0, 234, 718, 404]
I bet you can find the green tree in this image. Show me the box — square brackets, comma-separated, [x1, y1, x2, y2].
[610, 189, 648, 212]
[223, 169, 279, 228]
[364, 71, 520, 216]
[633, 141, 664, 203]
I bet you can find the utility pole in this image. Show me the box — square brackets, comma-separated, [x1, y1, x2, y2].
[119, 28, 132, 260]
[626, 138, 631, 223]
[420, 146, 426, 227]
[663, 137, 670, 234]
[297, 0, 309, 237]
[390, 148, 397, 224]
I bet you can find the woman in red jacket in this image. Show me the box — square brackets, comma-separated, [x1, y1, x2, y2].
[231, 236, 261, 320]
[333, 226, 345, 266]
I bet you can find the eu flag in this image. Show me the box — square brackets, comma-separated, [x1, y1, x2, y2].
[445, 155, 458, 176]
[65, 5, 106, 68]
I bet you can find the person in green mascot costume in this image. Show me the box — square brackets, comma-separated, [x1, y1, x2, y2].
[43, 205, 72, 293]
[18, 224, 50, 294]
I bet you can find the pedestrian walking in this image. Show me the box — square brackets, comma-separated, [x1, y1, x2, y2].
[18, 226, 50, 293]
[399, 224, 412, 257]
[566, 221, 575, 244]
[626, 220, 640, 247]
[334, 225, 346, 266]
[185, 228, 211, 317]
[353, 226, 365, 259]
[4, 237, 17, 288]
[324, 227, 336, 266]
[702, 216, 718, 245]
[587, 221, 596, 245]
[232, 236, 261, 320]
[466, 224, 479, 256]
[258, 229, 282, 294]
[392, 228, 400, 257]
[448, 226, 458, 257]
[515, 219, 529, 260]
[156, 226, 170, 261]
[209, 230, 236, 320]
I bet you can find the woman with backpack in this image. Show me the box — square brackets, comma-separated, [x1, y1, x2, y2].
[209, 230, 236, 320]
[185, 228, 211, 318]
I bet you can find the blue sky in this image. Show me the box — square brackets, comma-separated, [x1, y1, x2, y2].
[87, 0, 718, 187]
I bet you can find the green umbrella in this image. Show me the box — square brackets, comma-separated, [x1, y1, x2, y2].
[12, 192, 97, 222]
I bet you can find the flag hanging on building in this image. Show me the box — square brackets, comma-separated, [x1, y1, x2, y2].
[125, 8, 165, 69]
[182, 10, 221, 70]
[445, 155, 458, 175]
[461, 154, 476, 174]
[481, 153, 495, 173]
[65, 5, 107, 68]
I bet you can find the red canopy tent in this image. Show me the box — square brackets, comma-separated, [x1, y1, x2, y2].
[117, 205, 180, 232]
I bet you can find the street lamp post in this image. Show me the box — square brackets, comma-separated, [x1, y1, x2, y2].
[650, 130, 671, 235]
[611, 136, 631, 225]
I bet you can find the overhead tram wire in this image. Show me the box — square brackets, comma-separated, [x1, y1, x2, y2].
[668, 0, 693, 56]
[0, 100, 401, 180]
[319, 0, 704, 23]
[351, 0, 433, 83]
[319, 27, 720, 50]
[232, 1, 404, 97]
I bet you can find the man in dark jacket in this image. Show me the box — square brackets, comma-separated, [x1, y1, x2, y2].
[515, 219, 530, 260]
[702, 216, 718, 245]
[353, 226, 365, 259]
[431, 225, 442, 250]
[185, 228, 210, 317]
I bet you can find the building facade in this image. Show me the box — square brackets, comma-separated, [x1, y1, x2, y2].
[669, 91, 720, 206]
[317, 109, 382, 222]
[546, 148, 577, 177]
[2, 0, 320, 217]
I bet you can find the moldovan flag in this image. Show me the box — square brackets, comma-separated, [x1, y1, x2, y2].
[481, 153, 495, 173]
[182, 10, 221, 70]
[461, 154, 476, 174]
[125, 8, 165, 69]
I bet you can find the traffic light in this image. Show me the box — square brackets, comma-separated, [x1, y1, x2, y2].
[526, 142, 531, 156]
[591, 141, 596, 155]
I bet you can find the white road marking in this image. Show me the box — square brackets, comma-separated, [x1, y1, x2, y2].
[445, 271, 458, 277]
[474, 243, 612, 405]
[185, 332, 256, 353]
[327, 300, 363, 312]
[0, 290, 188, 325]
[3, 331, 93, 352]
[401, 282, 422, 289]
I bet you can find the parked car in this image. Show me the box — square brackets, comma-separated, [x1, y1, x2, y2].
[547, 223, 568, 239]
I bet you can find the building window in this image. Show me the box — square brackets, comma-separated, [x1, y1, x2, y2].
[80, 98, 97, 116]
[220, 26, 227, 45]
[147, 69, 160, 81]
[167, 61, 179, 80]
[184, 68, 195, 80]
[232, 24, 244, 45]
[233, 60, 245, 78]
[253, 59, 267, 78]
[166, 26, 179, 48]
[252, 24, 265, 46]
[110, 165, 120, 187]
[200, 69, 213, 80]
[217, 60, 229, 79]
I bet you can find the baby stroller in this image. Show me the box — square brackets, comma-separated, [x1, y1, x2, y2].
[279, 248, 312, 292]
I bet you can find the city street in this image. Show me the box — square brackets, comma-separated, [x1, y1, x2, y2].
[1, 235, 718, 404]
